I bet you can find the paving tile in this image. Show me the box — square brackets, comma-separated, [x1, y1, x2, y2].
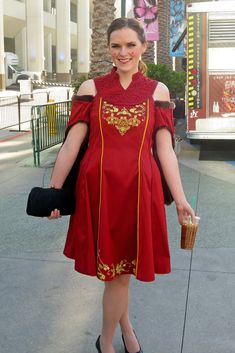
[196, 174, 235, 248]
[182, 271, 235, 353]
[130, 269, 190, 353]
[192, 248, 235, 273]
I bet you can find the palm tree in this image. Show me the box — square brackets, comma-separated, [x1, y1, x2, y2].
[90, 0, 116, 77]
[157, 0, 172, 67]
[142, 41, 155, 64]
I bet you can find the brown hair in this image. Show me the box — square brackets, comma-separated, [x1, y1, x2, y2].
[107, 17, 148, 75]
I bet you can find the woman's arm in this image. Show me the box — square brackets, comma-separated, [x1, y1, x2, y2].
[49, 123, 88, 188]
[48, 80, 95, 219]
[49, 79, 95, 188]
[153, 83, 195, 225]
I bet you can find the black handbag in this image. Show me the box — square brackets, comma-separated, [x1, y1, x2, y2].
[26, 187, 75, 217]
[152, 137, 174, 206]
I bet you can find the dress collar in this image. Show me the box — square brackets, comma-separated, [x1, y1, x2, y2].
[111, 67, 142, 82]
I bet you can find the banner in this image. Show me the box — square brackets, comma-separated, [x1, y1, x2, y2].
[169, 0, 185, 57]
[133, 0, 159, 41]
[209, 75, 235, 117]
[187, 12, 207, 131]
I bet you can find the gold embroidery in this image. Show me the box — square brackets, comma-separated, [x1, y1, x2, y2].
[102, 101, 146, 136]
[97, 251, 136, 281]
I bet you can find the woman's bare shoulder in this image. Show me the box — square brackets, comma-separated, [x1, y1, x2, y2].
[152, 81, 170, 102]
[76, 79, 96, 96]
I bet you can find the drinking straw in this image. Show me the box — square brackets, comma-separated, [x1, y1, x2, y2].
[191, 196, 196, 211]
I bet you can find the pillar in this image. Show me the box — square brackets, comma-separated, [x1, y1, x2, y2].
[56, 0, 71, 82]
[77, 0, 90, 76]
[44, 32, 52, 76]
[115, 0, 122, 18]
[0, 0, 5, 90]
[15, 27, 27, 71]
[26, 0, 44, 75]
[44, 0, 52, 13]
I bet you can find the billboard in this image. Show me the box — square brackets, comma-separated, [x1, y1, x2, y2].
[209, 75, 235, 117]
[133, 0, 159, 41]
[187, 12, 207, 130]
[169, 0, 185, 57]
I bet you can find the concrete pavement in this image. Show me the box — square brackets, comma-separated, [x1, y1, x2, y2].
[0, 126, 235, 353]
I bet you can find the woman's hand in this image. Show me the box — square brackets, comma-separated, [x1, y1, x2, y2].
[48, 209, 61, 220]
[176, 200, 196, 225]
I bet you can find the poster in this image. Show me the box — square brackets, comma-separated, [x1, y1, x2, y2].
[133, 0, 159, 41]
[187, 12, 207, 131]
[169, 0, 185, 57]
[209, 75, 235, 117]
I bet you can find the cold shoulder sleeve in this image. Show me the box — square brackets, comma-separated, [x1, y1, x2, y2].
[154, 100, 175, 145]
[63, 95, 93, 193]
[66, 95, 93, 130]
[152, 101, 175, 205]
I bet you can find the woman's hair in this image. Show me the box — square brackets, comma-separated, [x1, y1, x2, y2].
[107, 17, 148, 75]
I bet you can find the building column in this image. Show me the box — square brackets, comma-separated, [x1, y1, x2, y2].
[15, 27, 27, 71]
[56, 0, 71, 82]
[44, 0, 52, 13]
[44, 32, 53, 76]
[77, 0, 90, 76]
[25, 0, 44, 75]
[0, 0, 5, 90]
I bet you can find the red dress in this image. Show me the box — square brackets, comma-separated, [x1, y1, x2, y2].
[63, 69, 174, 282]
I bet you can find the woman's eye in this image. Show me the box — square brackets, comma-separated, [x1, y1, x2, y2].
[111, 45, 119, 48]
[128, 43, 136, 47]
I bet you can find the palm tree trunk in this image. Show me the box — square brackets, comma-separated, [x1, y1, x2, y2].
[90, 0, 116, 77]
[142, 41, 155, 64]
[157, 0, 172, 67]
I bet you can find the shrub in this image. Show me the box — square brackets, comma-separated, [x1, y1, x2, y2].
[146, 63, 186, 98]
[71, 76, 88, 94]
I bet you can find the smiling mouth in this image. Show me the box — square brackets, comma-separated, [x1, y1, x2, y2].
[118, 59, 131, 64]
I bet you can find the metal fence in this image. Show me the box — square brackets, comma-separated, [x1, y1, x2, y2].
[0, 88, 73, 131]
[31, 100, 71, 166]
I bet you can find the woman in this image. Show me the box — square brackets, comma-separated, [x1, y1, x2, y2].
[49, 18, 195, 353]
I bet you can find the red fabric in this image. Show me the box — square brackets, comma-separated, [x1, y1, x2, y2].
[154, 106, 174, 137]
[67, 97, 92, 128]
[64, 69, 174, 282]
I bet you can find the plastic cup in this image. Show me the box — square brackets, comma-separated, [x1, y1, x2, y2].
[181, 216, 200, 250]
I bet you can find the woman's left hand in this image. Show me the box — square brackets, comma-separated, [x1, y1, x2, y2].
[176, 200, 196, 225]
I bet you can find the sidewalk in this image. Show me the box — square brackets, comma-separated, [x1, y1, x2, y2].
[0, 128, 235, 353]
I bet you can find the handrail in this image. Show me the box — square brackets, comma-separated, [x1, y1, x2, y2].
[31, 100, 71, 166]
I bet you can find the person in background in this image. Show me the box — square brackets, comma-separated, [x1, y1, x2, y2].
[48, 17, 195, 353]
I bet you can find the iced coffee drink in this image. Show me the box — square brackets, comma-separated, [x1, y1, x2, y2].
[181, 216, 200, 250]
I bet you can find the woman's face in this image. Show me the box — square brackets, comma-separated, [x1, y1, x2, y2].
[109, 28, 147, 75]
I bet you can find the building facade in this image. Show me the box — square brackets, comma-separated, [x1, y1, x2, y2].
[0, 0, 124, 90]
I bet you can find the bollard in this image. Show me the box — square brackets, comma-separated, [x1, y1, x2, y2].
[46, 99, 57, 135]
[17, 95, 21, 131]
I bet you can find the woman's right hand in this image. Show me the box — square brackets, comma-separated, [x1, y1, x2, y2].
[48, 209, 61, 220]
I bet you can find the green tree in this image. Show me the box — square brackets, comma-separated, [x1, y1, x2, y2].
[147, 63, 186, 98]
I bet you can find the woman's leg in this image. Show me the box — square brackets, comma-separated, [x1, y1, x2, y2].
[100, 274, 131, 353]
[119, 305, 141, 352]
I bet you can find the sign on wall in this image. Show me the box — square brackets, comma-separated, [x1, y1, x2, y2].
[209, 75, 235, 116]
[169, 0, 185, 57]
[133, 0, 159, 41]
[187, 12, 207, 130]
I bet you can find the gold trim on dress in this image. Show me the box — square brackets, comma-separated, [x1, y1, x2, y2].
[102, 101, 146, 136]
[136, 99, 150, 276]
[97, 97, 104, 270]
[97, 251, 136, 281]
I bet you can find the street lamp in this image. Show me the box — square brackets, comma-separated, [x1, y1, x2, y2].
[121, 0, 126, 17]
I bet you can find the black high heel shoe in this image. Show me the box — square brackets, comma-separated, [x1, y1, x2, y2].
[96, 336, 102, 353]
[122, 331, 143, 353]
